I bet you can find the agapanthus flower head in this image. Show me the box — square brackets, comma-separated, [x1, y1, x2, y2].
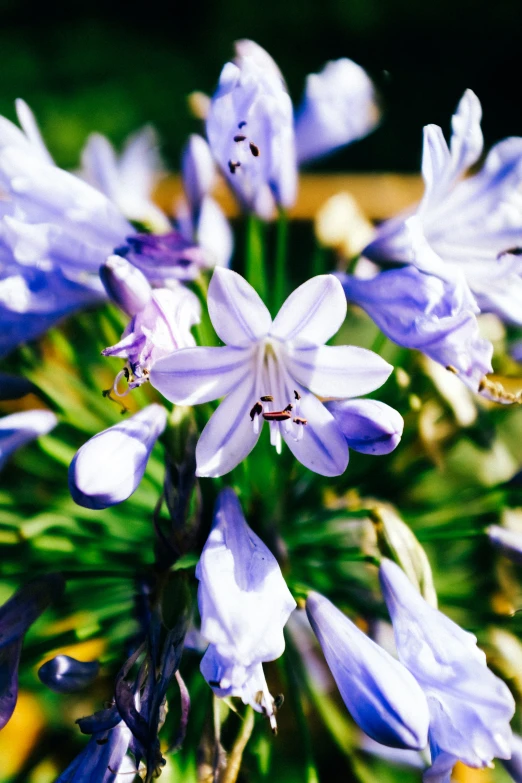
[306, 591, 430, 750]
[150, 267, 394, 477]
[69, 403, 167, 509]
[379, 558, 515, 781]
[364, 89, 522, 326]
[0, 409, 58, 471]
[206, 42, 297, 219]
[0, 573, 65, 729]
[294, 58, 381, 164]
[102, 268, 200, 394]
[38, 655, 100, 693]
[196, 488, 296, 727]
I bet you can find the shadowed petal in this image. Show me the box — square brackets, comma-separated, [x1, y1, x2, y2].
[270, 274, 346, 346]
[207, 267, 272, 347]
[150, 345, 253, 405]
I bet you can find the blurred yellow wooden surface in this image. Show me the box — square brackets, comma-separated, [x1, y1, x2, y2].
[154, 173, 423, 221]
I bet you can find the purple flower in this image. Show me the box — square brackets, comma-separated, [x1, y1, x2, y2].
[379, 558, 515, 781]
[150, 268, 394, 477]
[325, 399, 403, 455]
[364, 89, 522, 325]
[306, 591, 430, 750]
[0, 573, 65, 729]
[68, 404, 167, 509]
[56, 718, 134, 782]
[295, 58, 380, 164]
[38, 655, 100, 693]
[0, 409, 57, 471]
[196, 488, 296, 728]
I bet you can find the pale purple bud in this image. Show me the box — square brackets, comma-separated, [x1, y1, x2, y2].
[181, 134, 216, 213]
[38, 655, 100, 693]
[99, 254, 152, 317]
[69, 404, 167, 509]
[325, 399, 404, 455]
[487, 524, 522, 565]
[0, 409, 57, 471]
[306, 591, 430, 750]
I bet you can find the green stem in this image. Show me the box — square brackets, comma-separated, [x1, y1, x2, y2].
[273, 209, 288, 313]
[246, 214, 267, 301]
[370, 327, 388, 355]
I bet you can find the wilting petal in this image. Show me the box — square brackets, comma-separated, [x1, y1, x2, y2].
[69, 404, 167, 509]
[150, 345, 253, 406]
[295, 58, 380, 164]
[38, 655, 100, 693]
[284, 344, 392, 398]
[100, 255, 152, 317]
[306, 591, 430, 750]
[208, 267, 272, 347]
[281, 389, 349, 477]
[270, 274, 347, 346]
[0, 409, 58, 471]
[195, 375, 261, 477]
[380, 559, 515, 775]
[325, 399, 404, 454]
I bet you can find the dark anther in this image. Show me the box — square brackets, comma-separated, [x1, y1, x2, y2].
[228, 160, 241, 174]
[283, 403, 293, 412]
[208, 679, 221, 687]
[234, 134, 247, 142]
[263, 410, 292, 421]
[498, 246, 522, 258]
[250, 401, 263, 421]
[260, 395, 274, 402]
[238, 120, 247, 129]
[294, 390, 301, 400]
[249, 142, 260, 157]
[293, 417, 308, 425]
[274, 694, 285, 710]
[123, 366, 130, 381]
[96, 738, 109, 745]
[446, 365, 458, 374]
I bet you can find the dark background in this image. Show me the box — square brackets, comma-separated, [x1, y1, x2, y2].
[0, 0, 520, 171]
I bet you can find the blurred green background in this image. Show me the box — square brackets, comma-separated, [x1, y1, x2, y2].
[1, 0, 521, 171]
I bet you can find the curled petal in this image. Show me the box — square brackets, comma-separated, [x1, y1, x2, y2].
[208, 267, 272, 347]
[270, 274, 347, 346]
[325, 399, 403, 454]
[150, 345, 253, 405]
[38, 655, 100, 693]
[69, 404, 167, 509]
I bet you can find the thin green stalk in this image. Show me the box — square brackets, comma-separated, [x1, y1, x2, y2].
[273, 209, 288, 313]
[246, 214, 267, 301]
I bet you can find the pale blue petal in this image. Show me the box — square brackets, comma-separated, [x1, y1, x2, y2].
[208, 267, 272, 346]
[270, 274, 346, 346]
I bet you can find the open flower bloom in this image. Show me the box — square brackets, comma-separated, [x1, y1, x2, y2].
[69, 404, 167, 509]
[150, 267, 394, 477]
[0, 409, 58, 471]
[306, 591, 430, 750]
[379, 558, 515, 782]
[101, 256, 200, 394]
[364, 89, 522, 325]
[294, 58, 381, 164]
[196, 488, 296, 727]
[342, 218, 493, 393]
[80, 126, 170, 233]
[206, 44, 297, 219]
[0, 573, 65, 729]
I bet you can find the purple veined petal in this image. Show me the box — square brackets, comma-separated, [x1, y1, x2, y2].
[195, 373, 262, 478]
[281, 385, 349, 477]
[150, 345, 253, 405]
[0, 637, 22, 730]
[270, 274, 347, 346]
[69, 404, 167, 510]
[38, 655, 100, 693]
[181, 134, 216, 213]
[15, 99, 54, 165]
[325, 399, 404, 455]
[306, 591, 430, 750]
[100, 255, 152, 317]
[0, 409, 58, 471]
[207, 267, 272, 347]
[0, 573, 65, 649]
[284, 343, 393, 398]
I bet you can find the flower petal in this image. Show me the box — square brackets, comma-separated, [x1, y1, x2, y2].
[150, 345, 253, 405]
[270, 274, 347, 346]
[325, 398, 404, 454]
[284, 344, 393, 398]
[282, 388, 348, 477]
[207, 267, 272, 347]
[196, 374, 261, 477]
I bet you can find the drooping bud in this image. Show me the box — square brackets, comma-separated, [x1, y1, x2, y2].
[306, 591, 430, 750]
[99, 254, 152, 317]
[69, 404, 167, 509]
[325, 399, 403, 455]
[38, 655, 100, 693]
[0, 409, 57, 471]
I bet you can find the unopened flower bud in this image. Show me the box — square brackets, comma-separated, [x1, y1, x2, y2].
[325, 399, 403, 455]
[38, 655, 100, 693]
[99, 254, 152, 317]
[181, 135, 216, 213]
[69, 404, 167, 509]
